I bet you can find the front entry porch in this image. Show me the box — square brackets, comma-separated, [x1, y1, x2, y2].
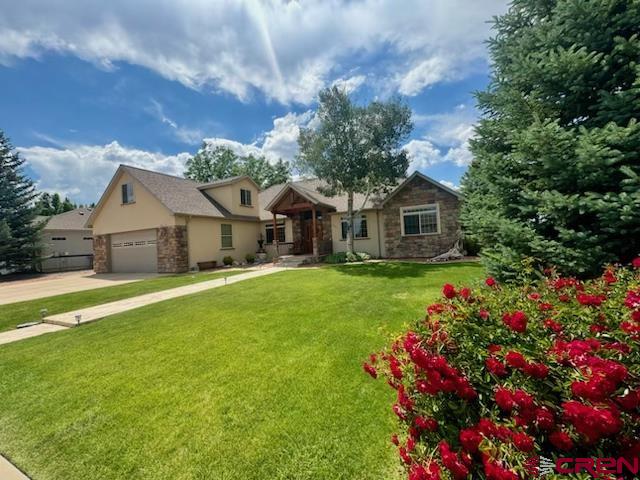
[265, 184, 335, 258]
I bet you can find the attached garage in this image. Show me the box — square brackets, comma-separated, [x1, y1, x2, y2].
[111, 229, 158, 273]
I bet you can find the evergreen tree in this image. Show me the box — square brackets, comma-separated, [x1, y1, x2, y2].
[0, 130, 43, 272]
[34, 192, 53, 215]
[51, 192, 61, 214]
[61, 197, 75, 212]
[462, 0, 640, 279]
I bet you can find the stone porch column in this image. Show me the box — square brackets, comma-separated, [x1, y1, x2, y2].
[93, 234, 111, 273]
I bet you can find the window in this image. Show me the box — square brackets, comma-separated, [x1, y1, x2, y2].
[401, 204, 439, 235]
[83, 236, 93, 241]
[221, 224, 233, 248]
[341, 215, 368, 240]
[51, 236, 67, 241]
[266, 221, 286, 243]
[121, 183, 135, 204]
[240, 188, 252, 206]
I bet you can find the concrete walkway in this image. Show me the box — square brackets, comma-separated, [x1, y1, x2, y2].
[0, 323, 67, 346]
[43, 266, 284, 327]
[0, 455, 29, 480]
[0, 270, 157, 305]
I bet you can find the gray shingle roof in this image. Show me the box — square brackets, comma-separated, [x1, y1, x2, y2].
[258, 178, 382, 220]
[44, 208, 93, 231]
[93, 165, 457, 224]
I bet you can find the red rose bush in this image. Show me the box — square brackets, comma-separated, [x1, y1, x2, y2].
[364, 261, 640, 479]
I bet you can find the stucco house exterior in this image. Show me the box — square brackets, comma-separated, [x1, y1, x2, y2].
[86, 165, 461, 273]
[39, 208, 95, 272]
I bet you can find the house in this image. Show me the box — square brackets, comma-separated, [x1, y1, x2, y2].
[39, 208, 95, 272]
[86, 165, 461, 273]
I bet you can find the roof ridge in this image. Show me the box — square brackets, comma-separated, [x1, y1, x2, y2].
[121, 164, 201, 184]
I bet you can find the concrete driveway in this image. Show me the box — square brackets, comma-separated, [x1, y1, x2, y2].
[0, 270, 158, 305]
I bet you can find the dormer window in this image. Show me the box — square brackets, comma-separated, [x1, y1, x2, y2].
[240, 188, 252, 206]
[122, 183, 135, 204]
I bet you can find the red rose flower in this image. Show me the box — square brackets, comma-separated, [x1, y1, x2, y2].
[511, 432, 534, 452]
[415, 416, 438, 432]
[363, 362, 377, 378]
[485, 357, 507, 377]
[549, 430, 574, 451]
[502, 310, 527, 333]
[459, 428, 483, 453]
[543, 318, 563, 333]
[442, 283, 457, 299]
[505, 351, 527, 369]
[632, 257, 640, 268]
[485, 277, 496, 287]
[494, 388, 515, 412]
[478, 309, 490, 320]
[459, 287, 471, 301]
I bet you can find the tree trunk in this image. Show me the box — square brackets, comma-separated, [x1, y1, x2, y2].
[347, 190, 354, 254]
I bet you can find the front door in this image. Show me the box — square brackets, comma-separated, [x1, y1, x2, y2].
[301, 219, 314, 254]
[300, 212, 323, 254]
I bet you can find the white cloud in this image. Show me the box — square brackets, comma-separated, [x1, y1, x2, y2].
[0, 0, 507, 104]
[332, 75, 367, 94]
[403, 139, 443, 171]
[397, 56, 453, 96]
[18, 110, 315, 203]
[202, 110, 314, 163]
[146, 99, 204, 145]
[19, 141, 191, 204]
[439, 179, 460, 191]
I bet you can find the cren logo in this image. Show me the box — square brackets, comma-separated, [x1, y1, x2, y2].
[525, 455, 555, 478]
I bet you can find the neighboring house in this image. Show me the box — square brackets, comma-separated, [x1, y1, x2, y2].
[86, 165, 461, 273]
[39, 208, 94, 272]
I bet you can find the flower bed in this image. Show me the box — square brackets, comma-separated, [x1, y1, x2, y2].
[364, 260, 640, 479]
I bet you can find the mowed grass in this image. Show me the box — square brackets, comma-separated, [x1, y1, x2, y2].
[0, 262, 482, 480]
[0, 269, 245, 332]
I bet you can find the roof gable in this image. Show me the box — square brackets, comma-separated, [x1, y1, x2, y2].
[382, 171, 461, 205]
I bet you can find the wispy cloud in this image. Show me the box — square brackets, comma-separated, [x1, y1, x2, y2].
[0, 0, 507, 104]
[145, 98, 204, 145]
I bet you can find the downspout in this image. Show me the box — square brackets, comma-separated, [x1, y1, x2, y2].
[376, 209, 382, 259]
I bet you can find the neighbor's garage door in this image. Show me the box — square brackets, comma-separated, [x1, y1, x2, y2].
[111, 229, 158, 273]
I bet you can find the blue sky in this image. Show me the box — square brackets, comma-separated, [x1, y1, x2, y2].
[0, 0, 507, 204]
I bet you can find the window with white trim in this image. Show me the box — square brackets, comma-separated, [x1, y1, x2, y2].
[266, 221, 285, 243]
[121, 183, 135, 204]
[341, 215, 368, 240]
[221, 224, 233, 248]
[240, 188, 252, 206]
[401, 204, 439, 235]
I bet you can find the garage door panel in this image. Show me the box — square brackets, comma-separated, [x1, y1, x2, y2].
[111, 229, 158, 273]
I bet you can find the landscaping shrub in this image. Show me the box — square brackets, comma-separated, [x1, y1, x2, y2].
[324, 252, 371, 264]
[223, 256, 234, 266]
[245, 253, 255, 264]
[364, 259, 640, 479]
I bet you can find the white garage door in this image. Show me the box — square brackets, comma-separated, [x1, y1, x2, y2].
[111, 229, 158, 273]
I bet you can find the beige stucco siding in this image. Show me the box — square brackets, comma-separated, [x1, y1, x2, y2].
[42, 229, 94, 256]
[330, 209, 384, 258]
[92, 171, 177, 235]
[186, 216, 261, 268]
[202, 178, 260, 217]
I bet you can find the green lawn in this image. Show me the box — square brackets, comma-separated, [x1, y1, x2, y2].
[0, 262, 482, 480]
[0, 269, 245, 332]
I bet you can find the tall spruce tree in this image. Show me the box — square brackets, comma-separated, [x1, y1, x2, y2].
[462, 0, 640, 279]
[0, 130, 42, 272]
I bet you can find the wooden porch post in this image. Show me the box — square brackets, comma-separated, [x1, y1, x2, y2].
[272, 212, 279, 258]
[312, 205, 318, 257]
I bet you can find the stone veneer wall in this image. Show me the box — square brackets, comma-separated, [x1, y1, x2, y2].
[93, 234, 111, 273]
[157, 225, 189, 273]
[382, 176, 460, 258]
